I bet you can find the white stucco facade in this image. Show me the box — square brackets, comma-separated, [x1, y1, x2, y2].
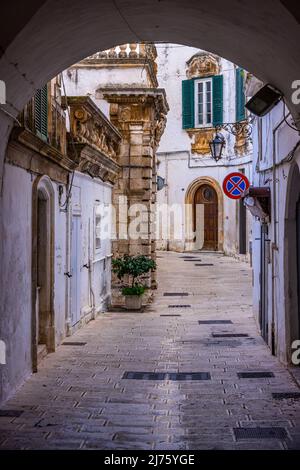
[66, 172, 113, 335]
[155, 44, 252, 257]
[0, 156, 113, 401]
[249, 96, 300, 364]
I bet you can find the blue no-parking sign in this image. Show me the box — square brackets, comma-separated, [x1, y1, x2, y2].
[222, 172, 250, 199]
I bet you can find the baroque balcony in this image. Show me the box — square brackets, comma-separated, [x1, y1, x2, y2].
[62, 96, 121, 184]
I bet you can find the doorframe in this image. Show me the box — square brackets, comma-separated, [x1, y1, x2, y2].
[32, 175, 55, 372]
[185, 176, 224, 251]
[193, 184, 218, 250]
[70, 213, 82, 328]
[284, 162, 300, 364]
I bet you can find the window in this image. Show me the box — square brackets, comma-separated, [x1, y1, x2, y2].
[236, 67, 246, 122]
[34, 84, 48, 141]
[182, 75, 223, 129]
[94, 204, 102, 254]
[194, 78, 212, 127]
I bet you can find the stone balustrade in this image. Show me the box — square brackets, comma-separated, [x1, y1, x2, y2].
[79, 43, 158, 88]
[88, 43, 157, 61]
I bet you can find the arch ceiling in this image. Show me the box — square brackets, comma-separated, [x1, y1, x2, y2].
[0, 0, 300, 179]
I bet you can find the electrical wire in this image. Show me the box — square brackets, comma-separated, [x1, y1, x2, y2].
[112, 0, 143, 42]
[283, 100, 300, 132]
[0, 45, 36, 93]
[0, 106, 21, 126]
[282, 139, 300, 164]
[59, 72, 77, 210]
[157, 67, 241, 79]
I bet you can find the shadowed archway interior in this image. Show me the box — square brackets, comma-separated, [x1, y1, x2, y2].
[1, 0, 300, 185]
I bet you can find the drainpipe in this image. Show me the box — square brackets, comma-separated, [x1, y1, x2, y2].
[65, 193, 72, 336]
[88, 218, 96, 319]
[271, 112, 288, 355]
[165, 154, 170, 251]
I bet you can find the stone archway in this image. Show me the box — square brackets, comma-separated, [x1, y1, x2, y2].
[284, 163, 300, 364]
[32, 175, 55, 371]
[185, 176, 223, 252]
[1, 1, 300, 190]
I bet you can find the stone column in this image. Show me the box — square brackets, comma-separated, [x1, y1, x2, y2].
[103, 91, 168, 307]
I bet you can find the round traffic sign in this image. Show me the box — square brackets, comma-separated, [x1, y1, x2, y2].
[222, 172, 250, 200]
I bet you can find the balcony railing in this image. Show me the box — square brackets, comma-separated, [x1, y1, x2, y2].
[82, 43, 158, 87]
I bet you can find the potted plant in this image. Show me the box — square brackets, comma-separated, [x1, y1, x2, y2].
[112, 254, 156, 310]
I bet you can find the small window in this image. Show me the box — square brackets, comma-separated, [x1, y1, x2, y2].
[94, 204, 102, 254]
[34, 84, 48, 141]
[194, 78, 213, 127]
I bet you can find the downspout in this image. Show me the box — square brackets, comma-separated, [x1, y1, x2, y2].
[65, 192, 72, 336]
[271, 112, 288, 355]
[165, 154, 170, 251]
[88, 218, 96, 319]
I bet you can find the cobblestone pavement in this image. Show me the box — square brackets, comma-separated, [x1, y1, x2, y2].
[1, 252, 300, 450]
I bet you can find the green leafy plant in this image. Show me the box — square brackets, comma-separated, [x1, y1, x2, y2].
[112, 254, 156, 296]
[122, 285, 146, 296]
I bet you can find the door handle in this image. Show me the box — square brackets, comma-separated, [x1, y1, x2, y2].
[64, 272, 72, 278]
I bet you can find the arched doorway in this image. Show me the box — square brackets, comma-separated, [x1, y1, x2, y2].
[32, 176, 55, 371]
[185, 176, 223, 252]
[193, 184, 218, 251]
[285, 163, 300, 363]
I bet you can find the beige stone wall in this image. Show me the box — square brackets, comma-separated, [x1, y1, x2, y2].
[104, 93, 168, 306]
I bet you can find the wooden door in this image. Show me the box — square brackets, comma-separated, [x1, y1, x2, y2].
[194, 184, 218, 250]
[37, 193, 50, 347]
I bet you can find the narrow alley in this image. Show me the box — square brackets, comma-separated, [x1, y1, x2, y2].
[1, 252, 300, 450]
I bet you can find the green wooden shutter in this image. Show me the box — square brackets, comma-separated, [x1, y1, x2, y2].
[34, 84, 48, 140]
[182, 79, 194, 129]
[212, 75, 223, 127]
[236, 68, 245, 122]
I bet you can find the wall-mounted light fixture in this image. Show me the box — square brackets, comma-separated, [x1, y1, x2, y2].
[245, 84, 283, 117]
[157, 175, 167, 191]
[209, 133, 225, 162]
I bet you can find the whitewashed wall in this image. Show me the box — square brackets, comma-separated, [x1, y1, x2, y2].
[251, 100, 300, 362]
[0, 162, 68, 402]
[0, 164, 33, 402]
[68, 172, 112, 329]
[64, 65, 153, 120]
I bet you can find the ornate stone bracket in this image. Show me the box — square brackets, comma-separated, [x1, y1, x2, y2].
[186, 52, 220, 79]
[62, 96, 121, 183]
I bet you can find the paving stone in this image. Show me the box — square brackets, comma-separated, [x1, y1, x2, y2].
[1, 252, 300, 449]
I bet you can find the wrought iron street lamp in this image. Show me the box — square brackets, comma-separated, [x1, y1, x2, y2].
[209, 133, 225, 161]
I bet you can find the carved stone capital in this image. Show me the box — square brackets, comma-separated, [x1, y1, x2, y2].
[101, 88, 169, 117]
